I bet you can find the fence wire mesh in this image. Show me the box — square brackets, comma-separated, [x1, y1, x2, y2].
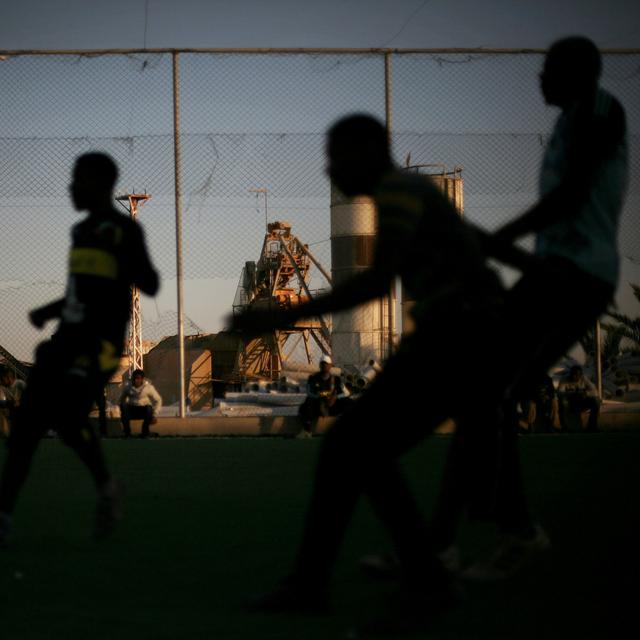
[1, 50, 638, 405]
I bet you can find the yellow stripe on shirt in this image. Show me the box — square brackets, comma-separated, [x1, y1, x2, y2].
[69, 248, 119, 279]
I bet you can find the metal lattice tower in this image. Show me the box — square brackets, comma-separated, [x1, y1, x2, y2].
[115, 192, 151, 376]
[232, 220, 332, 381]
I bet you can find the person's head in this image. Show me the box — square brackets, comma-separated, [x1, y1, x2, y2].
[540, 36, 601, 107]
[327, 114, 392, 197]
[568, 365, 584, 382]
[0, 366, 15, 386]
[319, 354, 333, 375]
[70, 152, 119, 212]
[132, 368, 145, 388]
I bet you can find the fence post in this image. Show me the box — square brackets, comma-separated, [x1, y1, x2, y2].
[173, 51, 187, 418]
[595, 318, 603, 400]
[384, 51, 396, 359]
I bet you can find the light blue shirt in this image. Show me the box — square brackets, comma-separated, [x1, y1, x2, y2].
[536, 89, 629, 286]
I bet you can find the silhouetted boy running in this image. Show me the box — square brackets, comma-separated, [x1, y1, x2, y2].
[232, 114, 509, 634]
[0, 153, 159, 545]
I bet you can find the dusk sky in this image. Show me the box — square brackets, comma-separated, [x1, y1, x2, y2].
[1, 1, 638, 361]
[1, 0, 638, 50]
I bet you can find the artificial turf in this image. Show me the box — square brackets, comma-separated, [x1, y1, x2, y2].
[0, 433, 638, 639]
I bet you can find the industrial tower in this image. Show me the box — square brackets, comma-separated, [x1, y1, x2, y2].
[231, 220, 332, 381]
[115, 192, 151, 376]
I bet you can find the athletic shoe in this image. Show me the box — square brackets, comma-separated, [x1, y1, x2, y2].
[360, 545, 461, 580]
[461, 524, 550, 581]
[246, 578, 330, 615]
[94, 479, 124, 540]
[0, 512, 12, 548]
[296, 430, 313, 439]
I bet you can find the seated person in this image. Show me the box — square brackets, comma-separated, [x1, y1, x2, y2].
[0, 366, 27, 437]
[557, 365, 600, 432]
[518, 373, 560, 433]
[297, 355, 351, 438]
[119, 369, 162, 438]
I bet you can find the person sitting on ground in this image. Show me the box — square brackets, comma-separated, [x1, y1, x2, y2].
[557, 365, 600, 432]
[119, 369, 162, 438]
[0, 366, 27, 437]
[518, 373, 560, 434]
[297, 354, 351, 438]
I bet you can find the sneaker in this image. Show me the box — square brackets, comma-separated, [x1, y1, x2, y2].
[94, 479, 124, 540]
[0, 512, 12, 548]
[246, 579, 329, 615]
[296, 430, 313, 439]
[360, 545, 460, 580]
[462, 524, 550, 581]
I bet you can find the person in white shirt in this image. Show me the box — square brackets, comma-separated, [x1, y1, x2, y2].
[119, 369, 162, 438]
[557, 365, 600, 432]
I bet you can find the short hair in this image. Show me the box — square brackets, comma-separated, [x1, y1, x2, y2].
[547, 36, 602, 81]
[74, 152, 119, 190]
[132, 368, 145, 379]
[328, 114, 390, 160]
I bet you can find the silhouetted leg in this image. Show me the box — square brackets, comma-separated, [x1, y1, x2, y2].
[120, 404, 132, 437]
[0, 410, 45, 514]
[291, 356, 450, 591]
[58, 373, 111, 488]
[583, 397, 600, 431]
[140, 405, 154, 437]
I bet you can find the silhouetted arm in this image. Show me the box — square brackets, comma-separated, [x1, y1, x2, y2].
[131, 224, 160, 296]
[29, 298, 65, 328]
[231, 267, 391, 335]
[493, 96, 626, 245]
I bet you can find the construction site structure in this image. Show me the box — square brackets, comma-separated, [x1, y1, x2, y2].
[401, 164, 464, 335]
[227, 220, 332, 383]
[0, 343, 30, 380]
[115, 192, 151, 376]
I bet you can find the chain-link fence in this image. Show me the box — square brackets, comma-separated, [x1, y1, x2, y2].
[1, 49, 638, 408]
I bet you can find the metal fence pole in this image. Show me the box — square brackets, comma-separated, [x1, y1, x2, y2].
[595, 319, 603, 399]
[384, 51, 396, 359]
[172, 51, 187, 418]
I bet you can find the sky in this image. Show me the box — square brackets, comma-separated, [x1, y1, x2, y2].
[1, 0, 638, 51]
[1, 0, 639, 362]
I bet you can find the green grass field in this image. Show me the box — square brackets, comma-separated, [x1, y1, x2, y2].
[1, 433, 638, 639]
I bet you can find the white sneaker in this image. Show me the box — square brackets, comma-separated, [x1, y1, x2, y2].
[462, 524, 550, 581]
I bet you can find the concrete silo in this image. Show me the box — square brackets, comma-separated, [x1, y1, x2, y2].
[401, 165, 464, 335]
[329, 185, 394, 369]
